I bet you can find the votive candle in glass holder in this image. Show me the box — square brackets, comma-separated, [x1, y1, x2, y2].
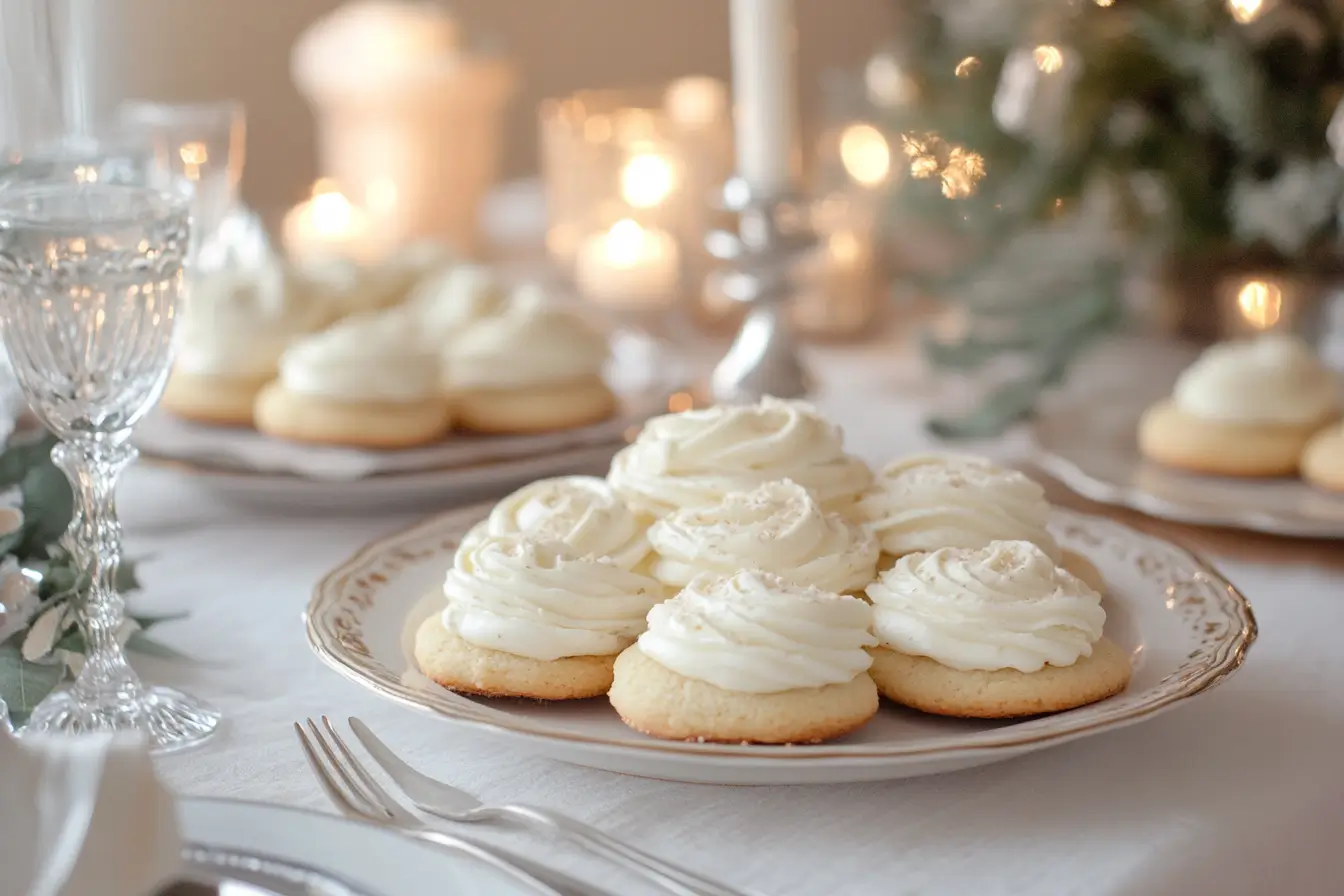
[788, 192, 884, 340]
[540, 79, 732, 307]
[574, 218, 681, 308]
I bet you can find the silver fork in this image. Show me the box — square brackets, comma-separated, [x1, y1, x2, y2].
[349, 717, 750, 896]
[295, 717, 611, 896]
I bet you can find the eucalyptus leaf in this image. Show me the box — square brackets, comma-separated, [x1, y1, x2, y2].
[0, 643, 66, 726]
[116, 559, 141, 594]
[927, 376, 1048, 439]
[19, 461, 72, 556]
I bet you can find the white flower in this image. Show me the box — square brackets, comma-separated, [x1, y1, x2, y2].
[21, 602, 69, 662]
[0, 556, 38, 644]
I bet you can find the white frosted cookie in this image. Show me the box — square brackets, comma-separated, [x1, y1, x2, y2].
[443, 286, 616, 433]
[864, 540, 1130, 718]
[646, 479, 878, 593]
[608, 397, 873, 518]
[609, 570, 879, 744]
[853, 454, 1103, 592]
[1139, 334, 1339, 477]
[459, 476, 653, 572]
[416, 536, 663, 700]
[253, 306, 452, 448]
[164, 262, 335, 426]
[406, 263, 511, 356]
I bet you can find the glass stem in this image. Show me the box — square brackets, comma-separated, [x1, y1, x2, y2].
[50, 435, 141, 703]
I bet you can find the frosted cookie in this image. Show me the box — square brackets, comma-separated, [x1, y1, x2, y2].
[405, 263, 512, 357]
[608, 397, 873, 518]
[609, 570, 879, 744]
[443, 286, 616, 433]
[459, 476, 653, 572]
[356, 240, 455, 311]
[1302, 423, 1344, 493]
[853, 454, 1104, 593]
[415, 536, 663, 700]
[864, 540, 1130, 718]
[1139, 334, 1339, 477]
[646, 479, 878, 594]
[163, 263, 336, 426]
[254, 307, 452, 448]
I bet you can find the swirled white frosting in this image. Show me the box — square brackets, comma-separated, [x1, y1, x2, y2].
[647, 479, 878, 593]
[1172, 334, 1339, 425]
[459, 476, 652, 572]
[175, 263, 331, 378]
[854, 454, 1061, 560]
[407, 263, 511, 352]
[278, 307, 441, 402]
[637, 570, 876, 693]
[443, 286, 609, 389]
[358, 241, 455, 310]
[608, 398, 873, 517]
[443, 536, 663, 660]
[865, 540, 1106, 673]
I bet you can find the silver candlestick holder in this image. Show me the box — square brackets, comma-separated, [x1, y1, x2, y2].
[704, 177, 815, 404]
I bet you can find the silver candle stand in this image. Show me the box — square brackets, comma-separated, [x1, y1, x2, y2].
[704, 177, 815, 404]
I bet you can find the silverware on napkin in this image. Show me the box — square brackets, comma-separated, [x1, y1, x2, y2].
[347, 717, 749, 896]
[295, 717, 609, 896]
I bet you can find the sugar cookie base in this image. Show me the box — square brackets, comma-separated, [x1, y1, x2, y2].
[868, 639, 1131, 719]
[254, 382, 452, 449]
[608, 645, 878, 744]
[452, 378, 617, 434]
[1302, 424, 1344, 493]
[162, 370, 271, 427]
[413, 614, 616, 700]
[1138, 398, 1331, 478]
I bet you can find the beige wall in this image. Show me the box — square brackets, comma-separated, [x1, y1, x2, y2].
[97, 0, 891, 214]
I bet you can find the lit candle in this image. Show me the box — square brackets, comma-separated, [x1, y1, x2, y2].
[574, 219, 681, 307]
[282, 179, 378, 264]
[729, 0, 797, 194]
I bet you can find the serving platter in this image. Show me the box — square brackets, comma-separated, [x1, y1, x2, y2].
[306, 503, 1256, 785]
[1034, 395, 1344, 538]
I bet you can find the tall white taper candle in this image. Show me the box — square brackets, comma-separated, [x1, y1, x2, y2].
[729, 0, 797, 194]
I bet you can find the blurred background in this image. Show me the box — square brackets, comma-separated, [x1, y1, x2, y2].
[90, 0, 892, 213]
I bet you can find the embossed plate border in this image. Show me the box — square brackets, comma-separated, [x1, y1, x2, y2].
[306, 504, 1257, 762]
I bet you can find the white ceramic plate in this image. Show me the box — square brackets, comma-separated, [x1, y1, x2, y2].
[305, 504, 1256, 785]
[1034, 396, 1344, 538]
[178, 797, 533, 895]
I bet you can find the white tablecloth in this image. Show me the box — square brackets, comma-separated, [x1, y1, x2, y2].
[125, 339, 1342, 896]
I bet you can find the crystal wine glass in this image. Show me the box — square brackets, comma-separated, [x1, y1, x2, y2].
[116, 99, 262, 268]
[0, 160, 220, 751]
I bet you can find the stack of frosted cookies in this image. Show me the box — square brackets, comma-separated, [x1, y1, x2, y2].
[163, 249, 619, 448]
[1139, 333, 1342, 490]
[414, 398, 1132, 745]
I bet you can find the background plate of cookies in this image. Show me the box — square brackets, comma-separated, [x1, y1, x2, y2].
[306, 400, 1255, 786]
[138, 252, 689, 509]
[1035, 334, 1344, 538]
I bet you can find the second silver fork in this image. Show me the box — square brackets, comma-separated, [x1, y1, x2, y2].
[348, 717, 751, 896]
[295, 716, 611, 896]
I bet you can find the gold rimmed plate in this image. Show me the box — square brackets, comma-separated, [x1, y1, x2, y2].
[305, 504, 1256, 785]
